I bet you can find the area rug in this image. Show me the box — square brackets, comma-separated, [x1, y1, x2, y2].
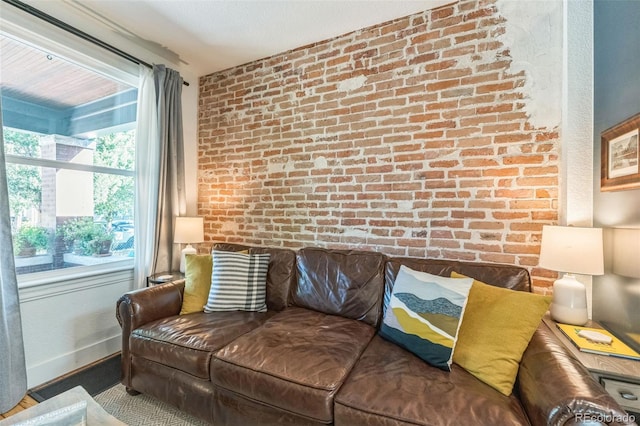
[94, 384, 208, 425]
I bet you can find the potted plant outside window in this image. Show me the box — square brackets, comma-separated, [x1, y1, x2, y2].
[59, 218, 114, 257]
[13, 225, 50, 257]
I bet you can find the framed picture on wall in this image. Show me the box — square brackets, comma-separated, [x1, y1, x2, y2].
[601, 112, 640, 191]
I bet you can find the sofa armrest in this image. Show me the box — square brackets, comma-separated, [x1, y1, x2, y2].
[517, 324, 634, 426]
[116, 280, 185, 330]
[116, 280, 184, 389]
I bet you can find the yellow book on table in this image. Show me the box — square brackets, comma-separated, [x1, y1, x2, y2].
[556, 323, 640, 361]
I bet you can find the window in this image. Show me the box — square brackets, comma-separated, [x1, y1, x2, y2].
[1, 33, 137, 276]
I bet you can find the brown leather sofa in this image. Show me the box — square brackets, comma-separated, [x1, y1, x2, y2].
[117, 244, 632, 425]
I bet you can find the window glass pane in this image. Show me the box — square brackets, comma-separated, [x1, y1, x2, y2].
[8, 161, 135, 275]
[3, 129, 41, 158]
[1, 33, 137, 276]
[93, 130, 135, 170]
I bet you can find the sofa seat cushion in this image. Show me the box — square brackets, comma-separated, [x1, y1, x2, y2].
[211, 307, 376, 424]
[334, 336, 530, 426]
[130, 311, 274, 380]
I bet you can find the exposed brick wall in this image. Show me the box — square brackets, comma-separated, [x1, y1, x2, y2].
[198, 0, 559, 291]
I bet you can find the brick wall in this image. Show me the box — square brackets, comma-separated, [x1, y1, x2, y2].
[198, 0, 559, 291]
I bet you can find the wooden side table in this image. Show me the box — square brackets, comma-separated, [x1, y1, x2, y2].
[147, 271, 184, 286]
[542, 315, 640, 417]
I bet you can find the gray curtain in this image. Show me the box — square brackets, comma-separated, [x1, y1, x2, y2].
[152, 65, 186, 273]
[0, 99, 28, 412]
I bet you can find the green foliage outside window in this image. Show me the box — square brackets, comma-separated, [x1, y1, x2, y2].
[13, 225, 50, 255]
[58, 218, 114, 256]
[93, 131, 135, 223]
[3, 129, 41, 225]
[3, 129, 135, 230]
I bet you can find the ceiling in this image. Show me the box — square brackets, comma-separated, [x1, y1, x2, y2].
[2, 0, 453, 137]
[1, 34, 130, 110]
[28, 0, 454, 77]
[1, 33, 136, 137]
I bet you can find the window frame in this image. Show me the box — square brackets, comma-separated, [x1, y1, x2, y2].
[1, 7, 140, 287]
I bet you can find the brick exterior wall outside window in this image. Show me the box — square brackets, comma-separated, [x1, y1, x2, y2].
[198, 1, 559, 291]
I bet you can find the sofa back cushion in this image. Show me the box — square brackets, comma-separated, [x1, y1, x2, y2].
[293, 247, 386, 327]
[212, 243, 296, 311]
[384, 257, 531, 317]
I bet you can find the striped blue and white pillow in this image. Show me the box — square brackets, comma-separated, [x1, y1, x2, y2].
[204, 251, 270, 313]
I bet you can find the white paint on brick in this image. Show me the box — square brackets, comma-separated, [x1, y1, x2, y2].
[220, 221, 237, 233]
[398, 200, 413, 211]
[343, 228, 369, 238]
[267, 158, 294, 173]
[338, 75, 368, 92]
[497, 0, 563, 129]
[506, 145, 520, 155]
[314, 156, 328, 169]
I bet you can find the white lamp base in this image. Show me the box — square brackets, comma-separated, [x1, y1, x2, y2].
[550, 273, 588, 325]
[180, 244, 197, 273]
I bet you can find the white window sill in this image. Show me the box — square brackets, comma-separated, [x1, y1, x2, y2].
[18, 258, 134, 289]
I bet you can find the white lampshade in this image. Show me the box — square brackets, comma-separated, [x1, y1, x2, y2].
[539, 225, 604, 326]
[174, 217, 204, 244]
[612, 228, 640, 278]
[539, 225, 604, 275]
[174, 217, 204, 273]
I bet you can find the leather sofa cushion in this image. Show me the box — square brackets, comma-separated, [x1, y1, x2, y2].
[386, 257, 530, 292]
[130, 311, 274, 380]
[384, 257, 531, 317]
[211, 307, 376, 423]
[334, 335, 530, 426]
[293, 247, 386, 327]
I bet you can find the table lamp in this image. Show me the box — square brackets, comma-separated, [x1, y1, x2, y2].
[612, 227, 640, 278]
[174, 216, 204, 273]
[539, 225, 604, 325]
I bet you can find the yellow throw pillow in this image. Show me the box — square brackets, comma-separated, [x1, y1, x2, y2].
[451, 276, 551, 396]
[451, 271, 484, 285]
[180, 254, 213, 315]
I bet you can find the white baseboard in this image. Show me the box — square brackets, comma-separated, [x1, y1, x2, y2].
[27, 335, 121, 389]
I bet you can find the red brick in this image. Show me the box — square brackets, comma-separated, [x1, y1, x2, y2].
[504, 155, 544, 165]
[446, 128, 480, 139]
[443, 45, 477, 59]
[425, 60, 458, 72]
[198, 2, 560, 288]
[465, 7, 497, 21]
[477, 81, 515, 94]
[479, 253, 516, 264]
[427, 79, 461, 91]
[494, 133, 533, 144]
[443, 22, 477, 36]
[483, 167, 519, 177]
[431, 6, 455, 20]
[411, 31, 442, 45]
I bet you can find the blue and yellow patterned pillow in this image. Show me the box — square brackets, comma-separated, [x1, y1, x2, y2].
[379, 265, 474, 370]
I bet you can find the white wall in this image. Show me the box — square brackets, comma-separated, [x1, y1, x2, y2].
[4, 1, 200, 387]
[562, 0, 594, 228]
[19, 269, 133, 388]
[562, 0, 596, 315]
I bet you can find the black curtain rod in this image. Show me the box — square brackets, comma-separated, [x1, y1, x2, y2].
[2, 0, 190, 87]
